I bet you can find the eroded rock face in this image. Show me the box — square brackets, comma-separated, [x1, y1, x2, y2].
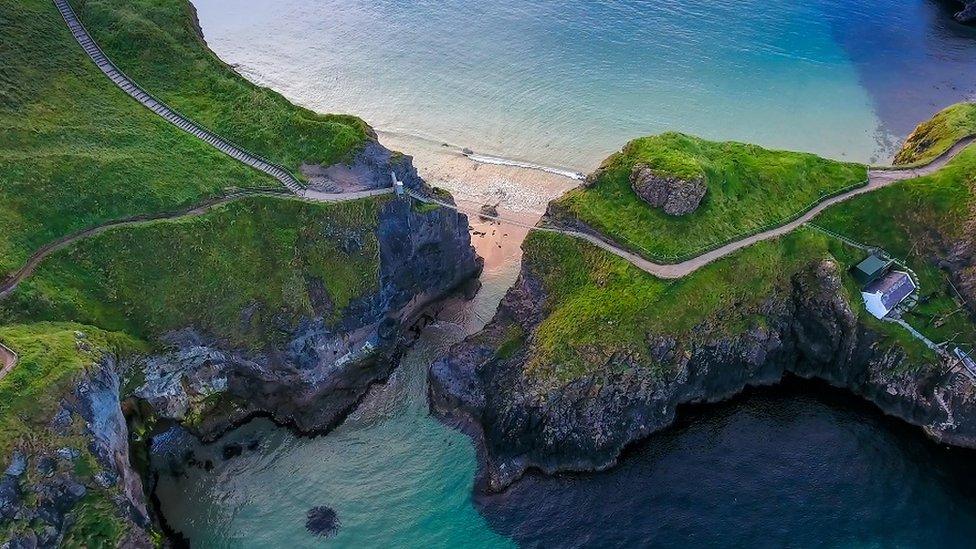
[956, 0, 976, 24]
[430, 259, 976, 492]
[1, 357, 154, 548]
[629, 164, 707, 216]
[135, 180, 482, 441]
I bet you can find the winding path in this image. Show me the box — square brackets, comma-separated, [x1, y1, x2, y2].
[0, 342, 16, 381]
[53, 0, 306, 194]
[412, 135, 976, 280]
[0, 186, 395, 301]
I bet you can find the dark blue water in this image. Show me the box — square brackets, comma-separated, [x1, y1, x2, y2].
[151, 2, 976, 545]
[478, 378, 976, 547]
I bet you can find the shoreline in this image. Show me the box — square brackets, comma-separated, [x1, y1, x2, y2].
[378, 130, 579, 216]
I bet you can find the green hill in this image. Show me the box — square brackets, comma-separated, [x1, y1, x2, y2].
[551, 132, 866, 262]
[894, 103, 976, 166]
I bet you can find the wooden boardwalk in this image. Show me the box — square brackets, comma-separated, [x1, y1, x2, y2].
[52, 0, 305, 194]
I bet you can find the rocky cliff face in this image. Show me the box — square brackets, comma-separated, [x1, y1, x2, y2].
[1, 357, 154, 548]
[2, 143, 480, 546]
[136, 193, 481, 440]
[430, 259, 976, 492]
[955, 0, 976, 24]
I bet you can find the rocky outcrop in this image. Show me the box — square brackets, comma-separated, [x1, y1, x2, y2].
[135, 191, 480, 440]
[630, 164, 707, 216]
[302, 140, 420, 193]
[430, 259, 976, 492]
[1, 357, 153, 548]
[955, 1, 976, 24]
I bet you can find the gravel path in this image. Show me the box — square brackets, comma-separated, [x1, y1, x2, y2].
[0, 342, 17, 381]
[412, 136, 975, 280]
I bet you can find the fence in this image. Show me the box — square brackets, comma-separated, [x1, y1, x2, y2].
[573, 178, 869, 264]
[53, 0, 305, 194]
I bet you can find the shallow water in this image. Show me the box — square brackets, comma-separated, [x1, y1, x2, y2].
[194, 0, 976, 179]
[152, 2, 976, 546]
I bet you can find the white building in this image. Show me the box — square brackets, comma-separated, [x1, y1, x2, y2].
[861, 270, 916, 319]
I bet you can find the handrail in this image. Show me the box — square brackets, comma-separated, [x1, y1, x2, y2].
[52, 0, 306, 194]
[572, 178, 870, 264]
[0, 341, 19, 379]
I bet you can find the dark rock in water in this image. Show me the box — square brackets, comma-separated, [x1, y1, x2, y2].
[306, 506, 340, 537]
[629, 163, 706, 216]
[221, 443, 243, 460]
[246, 439, 260, 451]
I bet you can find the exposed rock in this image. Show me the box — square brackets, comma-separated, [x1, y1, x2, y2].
[135, 192, 481, 440]
[629, 164, 707, 216]
[221, 443, 243, 461]
[955, 0, 976, 23]
[479, 203, 500, 223]
[75, 360, 150, 527]
[302, 140, 420, 193]
[1, 358, 154, 547]
[305, 506, 340, 538]
[430, 259, 976, 492]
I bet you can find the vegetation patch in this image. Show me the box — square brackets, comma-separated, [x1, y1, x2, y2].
[0, 321, 146, 462]
[518, 129, 976, 384]
[815, 145, 976, 348]
[72, 0, 371, 173]
[0, 0, 280, 278]
[520, 229, 826, 384]
[894, 103, 976, 166]
[553, 132, 866, 262]
[1, 196, 387, 348]
[62, 493, 128, 548]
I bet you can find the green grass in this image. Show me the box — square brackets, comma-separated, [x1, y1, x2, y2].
[0, 322, 146, 460]
[1, 196, 387, 348]
[894, 103, 976, 166]
[0, 0, 279, 279]
[553, 132, 867, 262]
[62, 493, 129, 548]
[815, 145, 976, 347]
[517, 135, 976, 385]
[518, 226, 944, 385]
[72, 0, 371, 173]
[520, 229, 835, 384]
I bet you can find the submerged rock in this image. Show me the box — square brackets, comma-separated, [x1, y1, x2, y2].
[629, 164, 706, 216]
[305, 506, 340, 538]
[221, 443, 243, 460]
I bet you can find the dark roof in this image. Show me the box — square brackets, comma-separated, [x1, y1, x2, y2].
[863, 271, 916, 311]
[852, 255, 892, 285]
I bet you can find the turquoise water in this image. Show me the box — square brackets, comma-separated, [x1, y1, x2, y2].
[193, 0, 976, 170]
[153, 1, 976, 546]
[152, 232, 522, 548]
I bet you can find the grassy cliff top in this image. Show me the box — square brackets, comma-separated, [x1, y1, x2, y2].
[1, 196, 387, 348]
[516, 143, 976, 386]
[894, 103, 976, 166]
[552, 132, 867, 262]
[73, 0, 371, 172]
[0, 0, 279, 278]
[0, 322, 146, 545]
